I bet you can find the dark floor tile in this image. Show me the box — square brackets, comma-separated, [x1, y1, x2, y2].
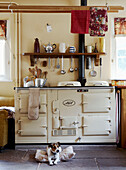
[0, 162, 38, 170]
[38, 159, 98, 170]
[21, 150, 36, 162]
[97, 158, 126, 170]
[1, 145, 126, 170]
[75, 149, 126, 159]
[0, 150, 27, 162]
[101, 168, 126, 170]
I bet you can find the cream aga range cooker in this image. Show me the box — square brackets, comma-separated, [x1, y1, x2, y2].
[15, 86, 116, 144]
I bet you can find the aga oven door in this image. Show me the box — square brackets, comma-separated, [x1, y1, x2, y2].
[82, 115, 111, 136]
[17, 90, 47, 114]
[51, 90, 81, 139]
[17, 116, 47, 136]
[82, 92, 111, 113]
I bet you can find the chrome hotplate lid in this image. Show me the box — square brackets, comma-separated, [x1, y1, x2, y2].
[57, 81, 81, 87]
[85, 81, 109, 86]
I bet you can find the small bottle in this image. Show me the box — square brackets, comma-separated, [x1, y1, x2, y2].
[94, 43, 98, 53]
[34, 38, 40, 53]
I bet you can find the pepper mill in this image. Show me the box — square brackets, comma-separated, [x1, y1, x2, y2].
[34, 38, 40, 53]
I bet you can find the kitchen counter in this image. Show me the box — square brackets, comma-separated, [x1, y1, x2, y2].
[116, 86, 126, 89]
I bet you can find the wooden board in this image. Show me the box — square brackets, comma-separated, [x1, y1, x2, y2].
[121, 89, 126, 148]
[0, 5, 124, 13]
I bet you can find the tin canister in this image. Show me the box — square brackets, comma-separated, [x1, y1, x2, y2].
[99, 37, 105, 53]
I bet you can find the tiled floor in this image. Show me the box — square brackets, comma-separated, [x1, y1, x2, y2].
[0, 145, 126, 170]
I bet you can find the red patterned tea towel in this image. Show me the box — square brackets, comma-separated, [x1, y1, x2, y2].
[71, 10, 90, 34]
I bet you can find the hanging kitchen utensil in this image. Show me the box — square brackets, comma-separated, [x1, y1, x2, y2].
[35, 66, 42, 78]
[70, 56, 74, 72]
[100, 57, 102, 79]
[29, 68, 35, 76]
[74, 58, 78, 71]
[48, 56, 51, 69]
[90, 57, 97, 77]
[42, 60, 47, 67]
[61, 55, 66, 74]
[86, 56, 91, 69]
[56, 56, 60, 69]
[44, 71, 48, 79]
[52, 58, 55, 71]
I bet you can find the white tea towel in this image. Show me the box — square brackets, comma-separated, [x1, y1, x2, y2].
[28, 88, 40, 120]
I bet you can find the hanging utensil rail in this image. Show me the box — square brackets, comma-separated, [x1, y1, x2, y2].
[22, 52, 106, 66]
[0, 5, 124, 13]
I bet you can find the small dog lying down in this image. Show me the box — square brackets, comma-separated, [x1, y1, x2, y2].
[47, 142, 62, 165]
[35, 145, 76, 164]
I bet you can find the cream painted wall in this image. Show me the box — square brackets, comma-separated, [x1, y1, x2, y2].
[21, 13, 79, 86]
[0, 0, 126, 92]
[20, 0, 80, 86]
[20, 0, 126, 86]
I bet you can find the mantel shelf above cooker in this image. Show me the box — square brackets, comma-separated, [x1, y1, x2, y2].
[22, 52, 106, 66]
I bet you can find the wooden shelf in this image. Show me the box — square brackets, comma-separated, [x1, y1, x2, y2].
[22, 52, 106, 66]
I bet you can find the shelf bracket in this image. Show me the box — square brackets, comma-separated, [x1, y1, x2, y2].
[95, 54, 99, 66]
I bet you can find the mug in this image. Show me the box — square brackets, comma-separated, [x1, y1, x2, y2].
[59, 43, 67, 53]
[87, 45, 92, 53]
[69, 46, 76, 53]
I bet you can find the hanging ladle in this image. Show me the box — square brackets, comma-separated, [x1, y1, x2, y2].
[70, 56, 74, 72]
[61, 55, 66, 74]
[56, 56, 60, 69]
[90, 57, 97, 77]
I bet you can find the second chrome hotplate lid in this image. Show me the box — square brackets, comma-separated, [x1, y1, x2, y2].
[85, 81, 109, 86]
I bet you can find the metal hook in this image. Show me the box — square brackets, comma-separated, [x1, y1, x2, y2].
[106, 2, 110, 10]
[8, 3, 13, 13]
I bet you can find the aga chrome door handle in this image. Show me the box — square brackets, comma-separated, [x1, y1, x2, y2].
[107, 107, 111, 110]
[53, 108, 59, 114]
[73, 121, 79, 125]
[82, 102, 88, 104]
[82, 125, 88, 127]
[40, 125, 47, 128]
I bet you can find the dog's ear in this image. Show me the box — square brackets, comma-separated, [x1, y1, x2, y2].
[48, 143, 53, 148]
[57, 142, 60, 146]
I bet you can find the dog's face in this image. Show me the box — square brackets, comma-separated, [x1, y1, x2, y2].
[49, 142, 61, 154]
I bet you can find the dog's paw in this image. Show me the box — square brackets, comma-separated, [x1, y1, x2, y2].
[49, 162, 53, 166]
[53, 161, 57, 165]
